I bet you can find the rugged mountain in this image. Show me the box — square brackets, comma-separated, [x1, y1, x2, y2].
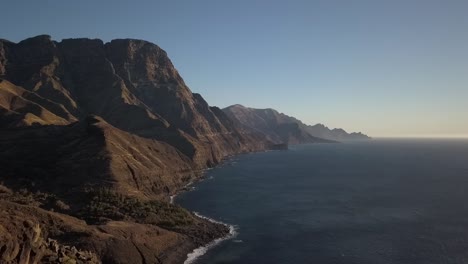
[223, 104, 331, 144]
[305, 124, 371, 141]
[0, 35, 274, 195]
[0, 35, 275, 263]
[223, 104, 370, 143]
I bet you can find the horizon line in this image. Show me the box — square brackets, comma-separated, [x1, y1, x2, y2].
[372, 135, 468, 139]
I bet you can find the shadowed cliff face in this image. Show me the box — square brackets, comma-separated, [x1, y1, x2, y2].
[0, 35, 273, 198]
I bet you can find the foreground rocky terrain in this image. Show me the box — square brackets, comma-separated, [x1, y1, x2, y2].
[0, 35, 275, 263]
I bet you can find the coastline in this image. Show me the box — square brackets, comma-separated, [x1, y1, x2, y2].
[171, 143, 334, 264]
[184, 212, 238, 264]
[169, 156, 244, 264]
[169, 148, 288, 264]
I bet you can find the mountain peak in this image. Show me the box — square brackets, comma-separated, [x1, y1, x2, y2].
[227, 104, 247, 109]
[18, 34, 52, 44]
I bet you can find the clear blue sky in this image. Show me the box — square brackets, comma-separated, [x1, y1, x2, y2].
[2, 0, 468, 137]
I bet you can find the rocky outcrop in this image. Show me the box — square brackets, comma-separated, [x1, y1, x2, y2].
[0, 199, 226, 264]
[0, 216, 99, 264]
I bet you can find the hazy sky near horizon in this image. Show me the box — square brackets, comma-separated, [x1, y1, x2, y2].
[2, 0, 468, 137]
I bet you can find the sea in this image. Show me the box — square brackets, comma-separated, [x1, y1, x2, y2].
[175, 139, 468, 264]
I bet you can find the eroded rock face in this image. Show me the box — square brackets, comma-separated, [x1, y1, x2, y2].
[0, 36, 273, 199]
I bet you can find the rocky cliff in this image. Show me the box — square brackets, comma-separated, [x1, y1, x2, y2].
[305, 123, 370, 141]
[0, 35, 274, 263]
[223, 104, 370, 143]
[223, 104, 333, 144]
[0, 35, 273, 197]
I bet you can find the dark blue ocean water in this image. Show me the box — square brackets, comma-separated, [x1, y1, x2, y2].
[176, 139, 468, 264]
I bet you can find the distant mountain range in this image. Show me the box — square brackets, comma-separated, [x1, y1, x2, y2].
[306, 123, 370, 141]
[223, 104, 370, 144]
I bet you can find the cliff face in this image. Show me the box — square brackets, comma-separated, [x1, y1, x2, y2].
[223, 104, 332, 144]
[0, 35, 272, 198]
[223, 104, 370, 143]
[0, 35, 273, 263]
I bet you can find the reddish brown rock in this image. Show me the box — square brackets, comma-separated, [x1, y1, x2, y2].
[0, 36, 273, 198]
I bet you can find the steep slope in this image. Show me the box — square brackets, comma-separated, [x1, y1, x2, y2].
[0, 79, 76, 126]
[0, 116, 197, 199]
[0, 35, 274, 196]
[223, 104, 331, 144]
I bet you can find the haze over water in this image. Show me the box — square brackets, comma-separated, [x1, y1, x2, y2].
[177, 139, 468, 264]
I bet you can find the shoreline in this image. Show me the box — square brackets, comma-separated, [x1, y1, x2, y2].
[170, 149, 286, 264]
[184, 212, 238, 264]
[170, 156, 241, 264]
[172, 144, 320, 263]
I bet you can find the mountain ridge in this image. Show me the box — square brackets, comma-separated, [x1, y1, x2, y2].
[223, 104, 370, 142]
